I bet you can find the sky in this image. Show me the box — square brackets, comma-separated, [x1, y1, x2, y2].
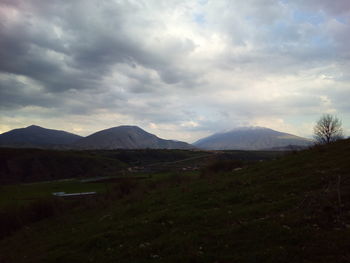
[0, 0, 349, 143]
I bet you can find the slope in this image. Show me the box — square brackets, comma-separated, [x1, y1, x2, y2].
[1, 140, 350, 262]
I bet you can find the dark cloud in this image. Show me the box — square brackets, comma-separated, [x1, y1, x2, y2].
[0, 0, 349, 140]
[0, 0, 199, 97]
[294, 0, 350, 16]
[0, 75, 57, 109]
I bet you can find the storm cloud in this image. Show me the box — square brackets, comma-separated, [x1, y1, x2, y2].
[0, 0, 349, 141]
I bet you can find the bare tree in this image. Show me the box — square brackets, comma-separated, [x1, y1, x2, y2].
[314, 114, 343, 144]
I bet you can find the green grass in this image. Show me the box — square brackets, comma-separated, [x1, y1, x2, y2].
[0, 180, 107, 208]
[1, 140, 350, 262]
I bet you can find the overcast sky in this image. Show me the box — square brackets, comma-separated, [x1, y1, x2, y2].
[0, 0, 349, 142]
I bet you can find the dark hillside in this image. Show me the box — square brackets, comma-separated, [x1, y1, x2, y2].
[0, 148, 126, 184]
[0, 148, 208, 184]
[1, 140, 350, 262]
[87, 149, 205, 166]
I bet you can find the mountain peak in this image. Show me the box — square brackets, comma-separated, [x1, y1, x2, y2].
[228, 126, 270, 132]
[26, 125, 44, 129]
[109, 125, 142, 130]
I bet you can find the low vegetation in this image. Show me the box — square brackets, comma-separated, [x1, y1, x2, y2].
[0, 140, 350, 262]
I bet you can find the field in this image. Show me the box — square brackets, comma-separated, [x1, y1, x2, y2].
[1, 142, 350, 262]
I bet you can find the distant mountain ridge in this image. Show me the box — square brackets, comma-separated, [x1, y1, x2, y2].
[0, 125, 193, 150]
[0, 125, 82, 148]
[0, 125, 312, 151]
[194, 126, 312, 150]
[73, 125, 193, 150]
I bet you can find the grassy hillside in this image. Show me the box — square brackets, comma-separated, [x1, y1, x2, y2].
[1, 140, 350, 262]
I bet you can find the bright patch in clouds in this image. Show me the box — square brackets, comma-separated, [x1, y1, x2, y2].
[0, 0, 349, 142]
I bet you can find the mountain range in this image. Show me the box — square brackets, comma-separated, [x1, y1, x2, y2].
[0, 125, 193, 150]
[0, 125, 312, 150]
